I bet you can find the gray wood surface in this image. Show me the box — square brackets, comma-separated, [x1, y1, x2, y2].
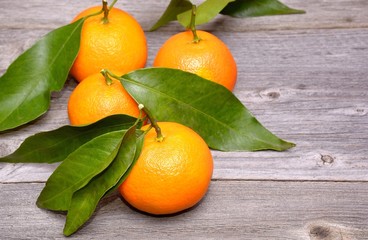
[1, 181, 368, 239]
[0, 0, 367, 239]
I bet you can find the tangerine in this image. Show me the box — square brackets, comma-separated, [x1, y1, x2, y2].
[70, 5, 147, 82]
[119, 122, 213, 215]
[153, 30, 237, 91]
[67, 73, 141, 125]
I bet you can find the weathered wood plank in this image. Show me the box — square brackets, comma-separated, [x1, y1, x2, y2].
[0, 1, 367, 239]
[1, 181, 367, 239]
[0, 0, 367, 32]
[1, 28, 367, 182]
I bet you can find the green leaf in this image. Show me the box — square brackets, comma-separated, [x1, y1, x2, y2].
[150, 0, 192, 31]
[177, 0, 235, 27]
[0, 19, 84, 132]
[36, 130, 126, 211]
[0, 114, 138, 163]
[121, 68, 295, 151]
[107, 129, 145, 194]
[220, 0, 305, 18]
[63, 126, 138, 236]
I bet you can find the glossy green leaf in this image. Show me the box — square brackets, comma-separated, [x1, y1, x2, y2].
[121, 68, 295, 151]
[36, 130, 126, 211]
[220, 0, 305, 18]
[63, 126, 138, 236]
[107, 129, 145, 194]
[0, 19, 84, 132]
[177, 0, 235, 27]
[150, 0, 192, 31]
[0, 114, 138, 163]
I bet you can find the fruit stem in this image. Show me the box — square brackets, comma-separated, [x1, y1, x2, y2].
[109, 0, 118, 9]
[139, 104, 164, 142]
[189, 5, 201, 43]
[103, 69, 121, 80]
[102, 0, 110, 24]
[100, 69, 113, 85]
[101, 70, 163, 141]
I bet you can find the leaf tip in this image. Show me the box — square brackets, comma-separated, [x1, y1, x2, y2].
[63, 226, 74, 237]
[279, 140, 296, 151]
[149, 24, 160, 32]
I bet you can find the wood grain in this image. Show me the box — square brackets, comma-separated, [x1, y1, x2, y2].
[0, 0, 367, 32]
[0, 0, 367, 239]
[1, 29, 367, 182]
[1, 181, 367, 239]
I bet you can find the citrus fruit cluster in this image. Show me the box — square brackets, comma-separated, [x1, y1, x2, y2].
[0, 0, 300, 236]
[66, 2, 237, 215]
[67, 4, 146, 126]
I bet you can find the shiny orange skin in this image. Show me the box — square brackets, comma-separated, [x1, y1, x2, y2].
[153, 30, 237, 91]
[70, 6, 147, 82]
[120, 122, 213, 215]
[67, 73, 141, 125]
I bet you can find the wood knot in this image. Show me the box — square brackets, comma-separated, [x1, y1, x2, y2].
[331, 106, 367, 116]
[307, 221, 356, 240]
[259, 89, 281, 101]
[310, 225, 331, 239]
[267, 91, 280, 99]
[355, 108, 367, 116]
[345, 17, 353, 22]
[320, 154, 334, 164]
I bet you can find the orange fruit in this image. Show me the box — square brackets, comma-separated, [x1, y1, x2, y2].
[70, 6, 147, 82]
[67, 73, 141, 125]
[119, 122, 213, 215]
[153, 30, 237, 91]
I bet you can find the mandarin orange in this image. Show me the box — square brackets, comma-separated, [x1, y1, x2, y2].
[119, 122, 213, 215]
[67, 73, 141, 125]
[70, 5, 147, 82]
[153, 30, 237, 91]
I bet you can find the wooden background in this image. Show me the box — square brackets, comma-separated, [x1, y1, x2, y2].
[1, 0, 367, 239]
